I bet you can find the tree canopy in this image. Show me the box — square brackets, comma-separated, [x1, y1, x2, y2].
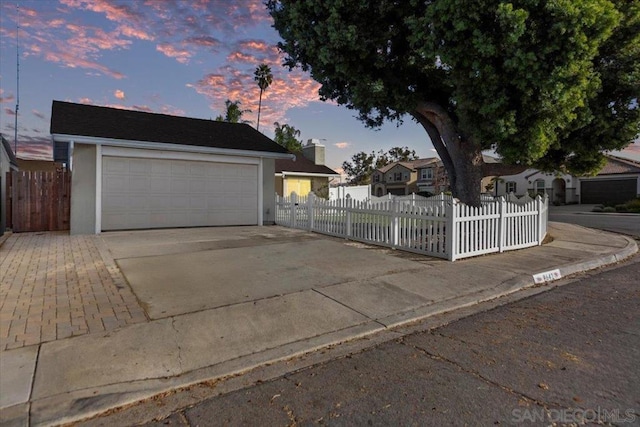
[267, 0, 639, 205]
[342, 146, 418, 185]
[215, 99, 251, 124]
[273, 121, 304, 152]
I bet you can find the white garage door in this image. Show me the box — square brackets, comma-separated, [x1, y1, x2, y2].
[102, 156, 258, 231]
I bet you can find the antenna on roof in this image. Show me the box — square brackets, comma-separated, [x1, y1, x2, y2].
[14, 3, 20, 156]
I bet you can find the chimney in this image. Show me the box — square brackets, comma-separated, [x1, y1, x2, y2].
[302, 138, 325, 166]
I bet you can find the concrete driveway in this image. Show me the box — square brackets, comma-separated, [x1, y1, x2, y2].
[100, 226, 443, 320]
[548, 204, 640, 237]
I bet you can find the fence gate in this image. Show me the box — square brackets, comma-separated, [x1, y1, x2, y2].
[7, 170, 71, 232]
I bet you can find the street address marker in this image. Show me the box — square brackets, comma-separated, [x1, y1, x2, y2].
[533, 269, 562, 284]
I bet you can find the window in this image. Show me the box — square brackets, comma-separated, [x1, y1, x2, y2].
[506, 181, 516, 193]
[420, 168, 433, 180]
[373, 174, 380, 183]
[534, 179, 546, 195]
[394, 172, 403, 181]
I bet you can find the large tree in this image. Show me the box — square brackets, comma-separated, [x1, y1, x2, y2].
[254, 63, 273, 131]
[267, 0, 640, 206]
[273, 121, 304, 152]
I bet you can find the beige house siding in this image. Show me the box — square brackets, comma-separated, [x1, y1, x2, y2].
[70, 143, 98, 235]
[262, 158, 276, 224]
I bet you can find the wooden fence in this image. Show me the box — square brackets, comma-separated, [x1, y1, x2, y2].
[275, 192, 548, 261]
[6, 170, 71, 232]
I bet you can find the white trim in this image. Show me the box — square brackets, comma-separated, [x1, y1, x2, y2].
[281, 171, 339, 178]
[578, 174, 639, 181]
[51, 133, 295, 160]
[101, 146, 259, 165]
[258, 159, 263, 226]
[95, 145, 102, 234]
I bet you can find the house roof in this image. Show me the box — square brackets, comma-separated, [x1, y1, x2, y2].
[50, 101, 290, 155]
[376, 157, 440, 173]
[1, 134, 19, 167]
[275, 155, 339, 176]
[599, 155, 640, 175]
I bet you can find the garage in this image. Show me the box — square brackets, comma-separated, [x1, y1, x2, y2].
[102, 157, 258, 230]
[580, 178, 637, 205]
[50, 101, 292, 235]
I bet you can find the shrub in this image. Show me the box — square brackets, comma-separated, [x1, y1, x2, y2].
[624, 198, 640, 213]
[592, 206, 604, 212]
[603, 206, 616, 213]
[615, 204, 628, 212]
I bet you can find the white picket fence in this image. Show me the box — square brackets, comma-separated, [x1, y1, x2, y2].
[275, 192, 548, 261]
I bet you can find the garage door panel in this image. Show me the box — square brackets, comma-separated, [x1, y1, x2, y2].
[581, 179, 636, 204]
[102, 157, 258, 230]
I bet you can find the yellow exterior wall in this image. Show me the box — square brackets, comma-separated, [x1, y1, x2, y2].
[284, 177, 312, 196]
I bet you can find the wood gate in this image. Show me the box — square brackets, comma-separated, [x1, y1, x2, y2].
[6, 170, 71, 232]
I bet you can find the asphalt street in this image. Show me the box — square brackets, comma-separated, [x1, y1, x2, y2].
[79, 255, 640, 426]
[548, 205, 640, 238]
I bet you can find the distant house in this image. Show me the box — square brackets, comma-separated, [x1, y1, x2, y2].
[275, 139, 339, 198]
[1, 135, 19, 235]
[50, 101, 293, 234]
[578, 155, 640, 204]
[491, 155, 640, 205]
[371, 158, 448, 197]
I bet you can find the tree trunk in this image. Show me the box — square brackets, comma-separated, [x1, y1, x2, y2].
[413, 102, 483, 206]
[257, 89, 264, 131]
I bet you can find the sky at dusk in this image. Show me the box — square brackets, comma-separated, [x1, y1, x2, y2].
[0, 0, 638, 170]
[0, 0, 438, 171]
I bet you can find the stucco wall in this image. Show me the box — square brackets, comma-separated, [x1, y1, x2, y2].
[70, 143, 97, 235]
[262, 158, 275, 225]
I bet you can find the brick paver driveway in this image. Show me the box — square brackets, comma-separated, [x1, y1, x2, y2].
[0, 232, 147, 350]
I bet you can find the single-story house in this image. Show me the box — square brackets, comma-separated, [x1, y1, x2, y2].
[275, 139, 339, 198]
[50, 101, 293, 234]
[491, 155, 640, 205]
[1, 134, 19, 235]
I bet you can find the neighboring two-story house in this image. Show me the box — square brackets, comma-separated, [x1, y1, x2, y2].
[371, 158, 448, 197]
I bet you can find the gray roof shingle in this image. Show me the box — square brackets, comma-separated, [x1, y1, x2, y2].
[275, 155, 339, 175]
[50, 101, 290, 155]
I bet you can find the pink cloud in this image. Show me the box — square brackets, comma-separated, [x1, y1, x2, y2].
[334, 142, 350, 149]
[114, 89, 125, 100]
[156, 43, 191, 64]
[32, 109, 46, 119]
[4, 107, 16, 116]
[0, 89, 15, 104]
[44, 50, 125, 79]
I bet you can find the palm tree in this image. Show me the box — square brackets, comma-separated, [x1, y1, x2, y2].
[215, 99, 251, 124]
[254, 63, 273, 131]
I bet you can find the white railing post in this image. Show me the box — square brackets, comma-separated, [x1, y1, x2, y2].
[291, 192, 297, 229]
[536, 195, 543, 245]
[346, 197, 352, 237]
[498, 196, 506, 253]
[308, 192, 315, 231]
[446, 198, 457, 261]
[391, 197, 399, 247]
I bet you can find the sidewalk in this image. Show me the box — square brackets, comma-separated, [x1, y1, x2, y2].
[0, 222, 637, 427]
